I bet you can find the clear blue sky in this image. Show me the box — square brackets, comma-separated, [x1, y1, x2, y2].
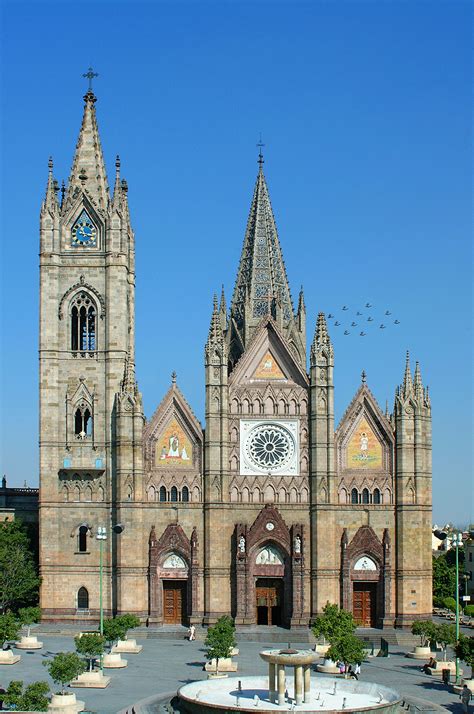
[0, 1, 472, 525]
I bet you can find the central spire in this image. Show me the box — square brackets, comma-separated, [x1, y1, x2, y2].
[230, 157, 294, 333]
[63, 88, 110, 213]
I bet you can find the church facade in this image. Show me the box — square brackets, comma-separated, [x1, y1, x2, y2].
[39, 90, 432, 629]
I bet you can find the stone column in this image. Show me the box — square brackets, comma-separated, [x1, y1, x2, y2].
[277, 664, 286, 706]
[294, 665, 303, 706]
[304, 665, 311, 703]
[268, 662, 276, 703]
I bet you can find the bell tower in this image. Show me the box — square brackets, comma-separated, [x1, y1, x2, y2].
[39, 81, 141, 620]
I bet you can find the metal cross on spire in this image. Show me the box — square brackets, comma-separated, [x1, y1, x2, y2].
[83, 66, 99, 92]
[257, 134, 265, 166]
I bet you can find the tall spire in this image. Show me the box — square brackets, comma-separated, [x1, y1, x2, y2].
[414, 361, 424, 400]
[230, 161, 294, 332]
[206, 294, 224, 349]
[310, 312, 333, 364]
[402, 350, 413, 398]
[43, 156, 59, 213]
[63, 88, 110, 213]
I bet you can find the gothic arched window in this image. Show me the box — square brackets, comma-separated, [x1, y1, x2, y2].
[362, 488, 370, 504]
[71, 293, 96, 351]
[373, 488, 381, 504]
[77, 586, 89, 610]
[351, 488, 359, 504]
[74, 401, 93, 440]
[181, 486, 189, 502]
[78, 525, 88, 552]
[159, 486, 167, 502]
[170, 486, 178, 502]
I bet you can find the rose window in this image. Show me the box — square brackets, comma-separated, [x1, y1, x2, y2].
[245, 423, 295, 472]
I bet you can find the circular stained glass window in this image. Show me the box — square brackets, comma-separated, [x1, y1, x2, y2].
[245, 423, 295, 472]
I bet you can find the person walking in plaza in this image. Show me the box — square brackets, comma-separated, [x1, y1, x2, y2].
[188, 624, 196, 641]
[461, 684, 473, 713]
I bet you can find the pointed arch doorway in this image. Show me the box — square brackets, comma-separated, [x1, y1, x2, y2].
[256, 578, 283, 625]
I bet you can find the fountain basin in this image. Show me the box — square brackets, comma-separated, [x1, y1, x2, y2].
[260, 649, 318, 667]
[178, 675, 401, 714]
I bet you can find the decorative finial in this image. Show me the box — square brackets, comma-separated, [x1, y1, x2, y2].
[60, 180, 66, 206]
[116, 155, 121, 174]
[361, 370, 367, 384]
[171, 371, 177, 384]
[48, 156, 53, 174]
[83, 66, 98, 92]
[78, 167, 87, 184]
[257, 134, 265, 166]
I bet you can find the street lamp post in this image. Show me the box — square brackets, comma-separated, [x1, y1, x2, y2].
[96, 526, 107, 636]
[453, 531, 463, 685]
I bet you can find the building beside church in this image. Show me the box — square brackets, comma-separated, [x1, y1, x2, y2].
[39, 89, 432, 629]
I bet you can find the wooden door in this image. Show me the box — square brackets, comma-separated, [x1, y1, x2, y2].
[163, 581, 187, 624]
[353, 583, 376, 627]
[256, 579, 283, 626]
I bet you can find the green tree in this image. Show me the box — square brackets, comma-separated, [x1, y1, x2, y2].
[43, 652, 86, 694]
[411, 620, 436, 647]
[3, 680, 23, 709]
[433, 623, 456, 661]
[4, 680, 50, 712]
[0, 611, 20, 647]
[311, 602, 356, 645]
[455, 636, 474, 679]
[102, 617, 128, 649]
[21, 681, 50, 712]
[326, 634, 366, 667]
[18, 605, 41, 637]
[115, 613, 141, 638]
[443, 596, 457, 613]
[0, 520, 40, 613]
[464, 605, 474, 617]
[75, 633, 105, 671]
[205, 616, 236, 672]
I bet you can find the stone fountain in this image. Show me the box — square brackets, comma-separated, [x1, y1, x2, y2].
[177, 646, 401, 714]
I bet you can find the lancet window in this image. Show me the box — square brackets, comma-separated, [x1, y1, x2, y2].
[71, 293, 96, 351]
[74, 400, 93, 440]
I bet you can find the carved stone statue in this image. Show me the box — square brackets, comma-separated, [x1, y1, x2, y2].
[294, 534, 301, 554]
[238, 535, 246, 553]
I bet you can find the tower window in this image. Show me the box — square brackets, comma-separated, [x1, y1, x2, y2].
[182, 486, 189, 502]
[362, 488, 370, 504]
[159, 486, 167, 502]
[373, 488, 381, 504]
[78, 525, 88, 552]
[71, 293, 96, 351]
[351, 488, 359, 504]
[77, 586, 89, 610]
[170, 486, 178, 502]
[74, 402, 93, 440]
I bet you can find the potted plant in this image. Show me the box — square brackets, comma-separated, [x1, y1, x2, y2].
[408, 620, 436, 659]
[312, 603, 356, 671]
[72, 633, 110, 688]
[102, 618, 128, 668]
[111, 614, 142, 653]
[455, 635, 474, 692]
[326, 633, 366, 675]
[16, 606, 43, 649]
[204, 616, 237, 676]
[43, 651, 86, 708]
[0, 612, 21, 664]
[434, 623, 456, 662]
[3, 679, 50, 711]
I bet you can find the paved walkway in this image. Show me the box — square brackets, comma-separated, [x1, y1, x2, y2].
[0, 636, 467, 714]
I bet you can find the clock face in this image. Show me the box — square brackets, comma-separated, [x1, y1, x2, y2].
[71, 210, 97, 247]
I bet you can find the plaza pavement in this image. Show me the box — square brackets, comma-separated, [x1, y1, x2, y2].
[0, 635, 467, 714]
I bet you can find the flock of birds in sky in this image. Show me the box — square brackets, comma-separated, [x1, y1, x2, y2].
[326, 303, 401, 337]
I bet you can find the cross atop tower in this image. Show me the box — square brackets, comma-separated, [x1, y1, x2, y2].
[257, 135, 265, 166]
[83, 66, 98, 92]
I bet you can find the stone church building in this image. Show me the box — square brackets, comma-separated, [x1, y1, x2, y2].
[39, 89, 432, 630]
